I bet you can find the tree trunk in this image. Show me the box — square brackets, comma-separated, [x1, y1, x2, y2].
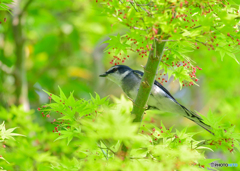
[12, 0, 30, 111]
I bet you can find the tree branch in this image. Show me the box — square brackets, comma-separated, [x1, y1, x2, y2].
[132, 37, 167, 124]
[12, 0, 34, 110]
[119, 31, 168, 159]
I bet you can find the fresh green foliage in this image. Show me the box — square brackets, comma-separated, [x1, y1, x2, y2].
[99, 0, 240, 87]
[41, 87, 110, 145]
[97, 1, 240, 164]
[39, 89, 239, 170]
[0, 121, 24, 142]
[198, 110, 240, 153]
[0, 0, 13, 13]
[0, 121, 24, 164]
[0, 0, 240, 170]
[0, 106, 61, 170]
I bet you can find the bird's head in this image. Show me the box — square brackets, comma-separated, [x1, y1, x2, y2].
[99, 65, 132, 85]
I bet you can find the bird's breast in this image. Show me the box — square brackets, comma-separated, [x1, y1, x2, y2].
[124, 85, 139, 100]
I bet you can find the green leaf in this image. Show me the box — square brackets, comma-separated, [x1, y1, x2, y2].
[0, 156, 9, 164]
[54, 130, 74, 146]
[0, 121, 25, 141]
[43, 89, 61, 103]
[67, 92, 76, 107]
[226, 52, 239, 64]
[58, 86, 67, 101]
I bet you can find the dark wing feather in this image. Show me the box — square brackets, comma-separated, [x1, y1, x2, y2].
[133, 70, 178, 103]
[180, 105, 214, 135]
[133, 70, 214, 135]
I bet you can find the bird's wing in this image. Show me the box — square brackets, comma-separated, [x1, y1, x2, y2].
[133, 70, 214, 135]
[180, 105, 214, 135]
[132, 70, 144, 79]
[133, 70, 178, 103]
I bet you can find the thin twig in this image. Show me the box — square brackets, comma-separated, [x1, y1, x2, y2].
[130, 156, 149, 159]
[192, 25, 202, 29]
[156, 39, 177, 42]
[179, 25, 202, 34]
[139, 6, 151, 15]
[99, 148, 108, 160]
[132, 27, 147, 30]
[130, 1, 139, 12]
[100, 140, 116, 155]
[195, 39, 206, 46]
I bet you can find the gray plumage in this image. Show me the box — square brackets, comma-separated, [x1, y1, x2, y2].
[100, 65, 214, 135]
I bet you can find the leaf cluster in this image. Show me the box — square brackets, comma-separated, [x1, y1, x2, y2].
[41, 88, 240, 171]
[0, 121, 24, 164]
[98, 0, 240, 87]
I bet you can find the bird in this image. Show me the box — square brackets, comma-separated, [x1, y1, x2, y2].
[99, 65, 214, 135]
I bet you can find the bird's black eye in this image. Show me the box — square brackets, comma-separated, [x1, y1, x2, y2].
[112, 68, 118, 72]
[107, 67, 118, 74]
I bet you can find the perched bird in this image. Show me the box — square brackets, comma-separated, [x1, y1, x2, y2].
[100, 65, 214, 135]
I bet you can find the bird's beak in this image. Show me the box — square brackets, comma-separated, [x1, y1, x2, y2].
[99, 73, 108, 77]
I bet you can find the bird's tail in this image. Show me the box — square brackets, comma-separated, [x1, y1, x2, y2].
[180, 105, 214, 135]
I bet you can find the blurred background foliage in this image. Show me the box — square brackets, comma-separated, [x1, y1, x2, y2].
[0, 0, 239, 170]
